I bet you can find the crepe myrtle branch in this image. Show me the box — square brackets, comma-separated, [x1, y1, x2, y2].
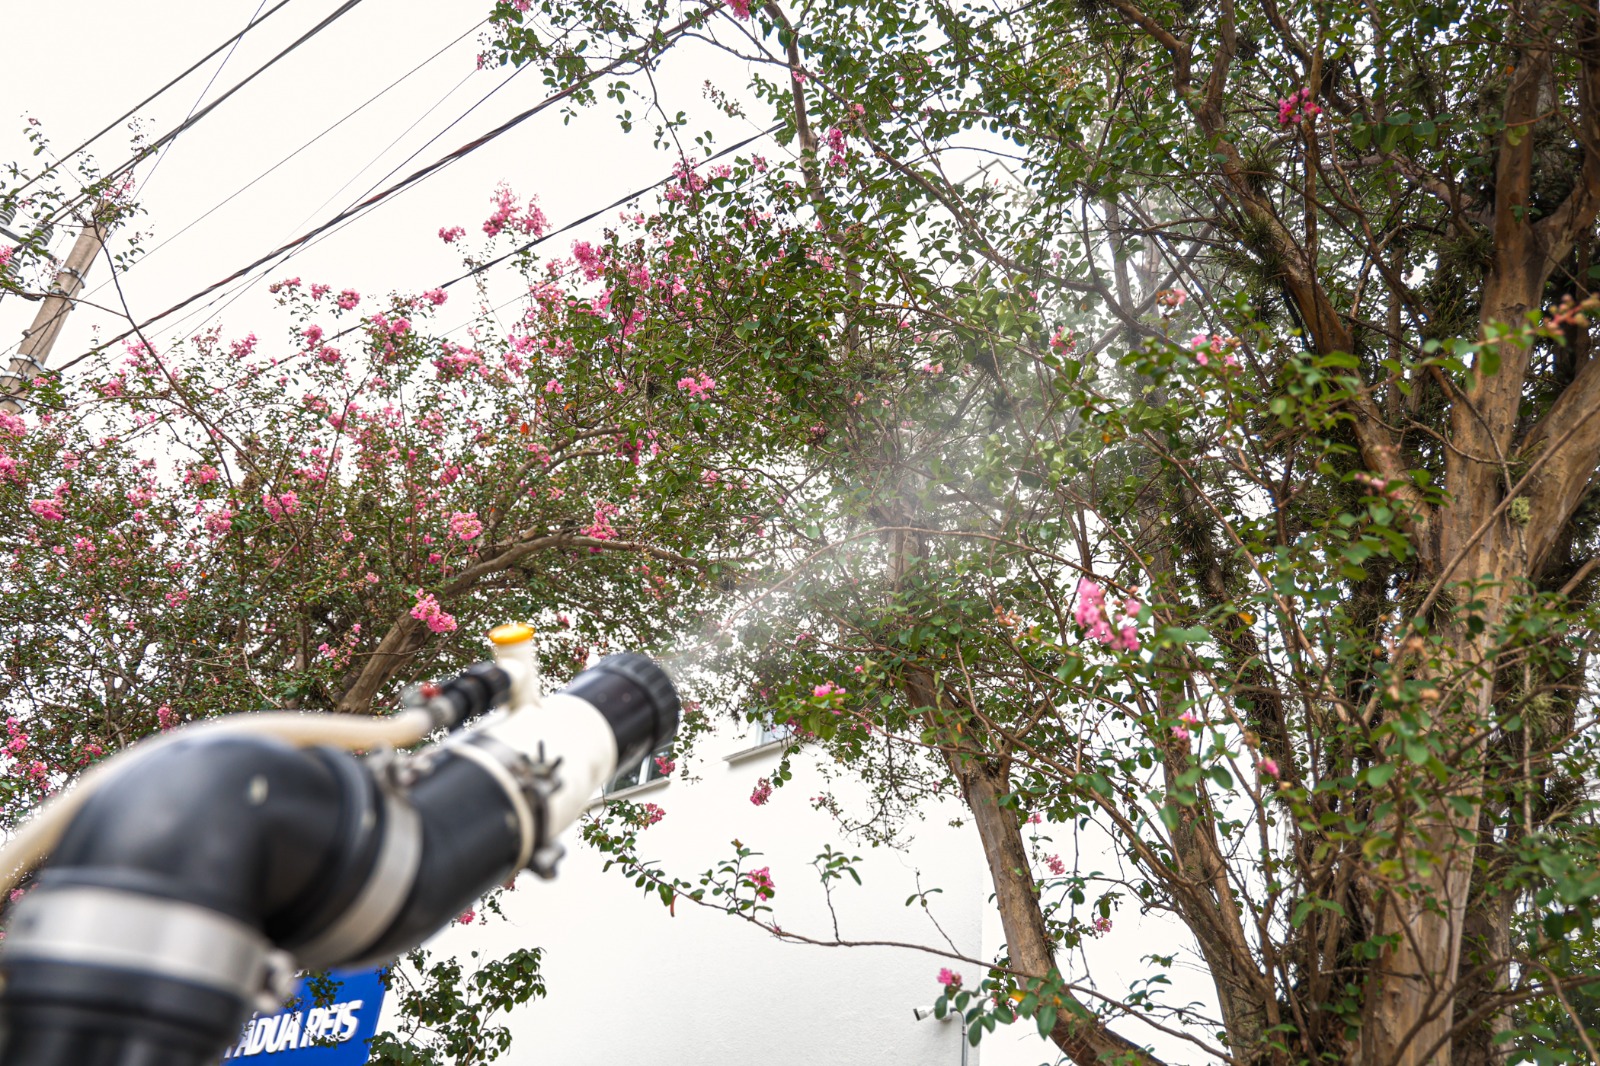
[582, 811, 1205, 1063]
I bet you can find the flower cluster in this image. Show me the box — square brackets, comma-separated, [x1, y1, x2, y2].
[1170, 709, 1202, 741]
[676, 371, 717, 399]
[637, 802, 666, 827]
[745, 866, 776, 900]
[824, 126, 848, 170]
[571, 241, 605, 281]
[1277, 87, 1321, 125]
[654, 755, 676, 776]
[1155, 287, 1187, 310]
[261, 492, 300, 521]
[937, 968, 962, 988]
[483, 183, 548, 239]
[1044, 854, 1066, 876]
[1189, 332, 1241, 368]
[663, 160, 709, 203]
[439, 226, 465, 244]
[448, 511, 483, 541]
[750, 777, 773, 805]
[1073, 578, 1142, 652]
[410, 590, 458, 634]
[583, 500, 619, 543]
[727, 0, 752, 17]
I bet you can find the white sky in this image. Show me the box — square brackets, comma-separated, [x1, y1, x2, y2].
[0, 0, 773, 371]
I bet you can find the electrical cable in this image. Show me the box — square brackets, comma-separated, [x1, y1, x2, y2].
[33, 0, 374, 233]
[6, 0, 298, 201]
[70, 16, 488, 308]
[45, 11, 707, 376]
[131, 58, 521, 350]
[136, 0, 275, 195]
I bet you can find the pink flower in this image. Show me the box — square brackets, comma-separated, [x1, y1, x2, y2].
[1258, 757, 1280, 777]
[483, 183, 548, 239]
[0, 410, 26, 437]
[1092, 915, 1113, 935]
[654, 756, 676, 776]
[262, 492, 299, 520]
[1277, 87, 1322, 126]
[410, 590, 458, 634]
[204, 507, 235, 538]
[746, 866, 775, 900]
[727, 0, 752, 17]
[583, 500, 619, 542]
[750, 777, 773, 805]
[1155, 287, 1187, 309]
[456, 909, 476, 924]
[571, 241, 605, 281]
[439, 226, 466, 243]
[544, 378, 564, 395]
[638, 802, 666, 827]
[336, 289, 361, 310]
[824, 126, 848, 169]
[812, 682, 846, 699]
[28, 499, 64, 522]
[422, 288, 448, 306]
[0, 246, 14, 270]
[1045, 855, 1066, 876]
[157, 705, 178, 731]
[448, 511, 483, 541]
[937, 968, 962, 988]
[1074, 577, 1143, 652]
[676, 371, 717, 400]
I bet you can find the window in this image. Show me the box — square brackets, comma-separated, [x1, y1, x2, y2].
[757, 718, 795, 747]
[603, 741, 674, 796]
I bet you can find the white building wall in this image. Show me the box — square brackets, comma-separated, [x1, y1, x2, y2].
[401, 720, 1089, 1066]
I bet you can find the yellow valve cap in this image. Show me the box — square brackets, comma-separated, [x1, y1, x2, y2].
[487, 622, 536, 646]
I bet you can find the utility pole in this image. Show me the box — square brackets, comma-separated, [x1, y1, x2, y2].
[1, 204, 111, 414]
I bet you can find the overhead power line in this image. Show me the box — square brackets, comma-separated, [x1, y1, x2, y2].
[36, 0, 373, 231]
[147, 52, 529, 345]
[76, 16, 487, 292]
[8, 0, 298, 201]
[54, 118, 779, 387]
[51, 12, 707, 369]
[138, 0, 275, 195]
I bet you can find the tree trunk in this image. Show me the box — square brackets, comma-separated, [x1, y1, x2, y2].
[959, 757, 1166, 1066]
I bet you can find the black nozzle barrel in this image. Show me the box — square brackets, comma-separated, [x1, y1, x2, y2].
[559, 654, 680, 769]
[429, 662, 512, 730]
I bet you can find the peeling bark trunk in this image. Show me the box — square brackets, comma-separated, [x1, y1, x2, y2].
[959, 753, 1166, 1066]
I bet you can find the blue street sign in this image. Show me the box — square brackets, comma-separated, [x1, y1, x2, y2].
[220, 968, 388, 1064]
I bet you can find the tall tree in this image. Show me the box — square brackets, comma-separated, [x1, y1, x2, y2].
[488, 0, 1600, 1060]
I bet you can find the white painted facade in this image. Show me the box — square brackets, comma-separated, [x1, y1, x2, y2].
[403, 718, 1151, 1066]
